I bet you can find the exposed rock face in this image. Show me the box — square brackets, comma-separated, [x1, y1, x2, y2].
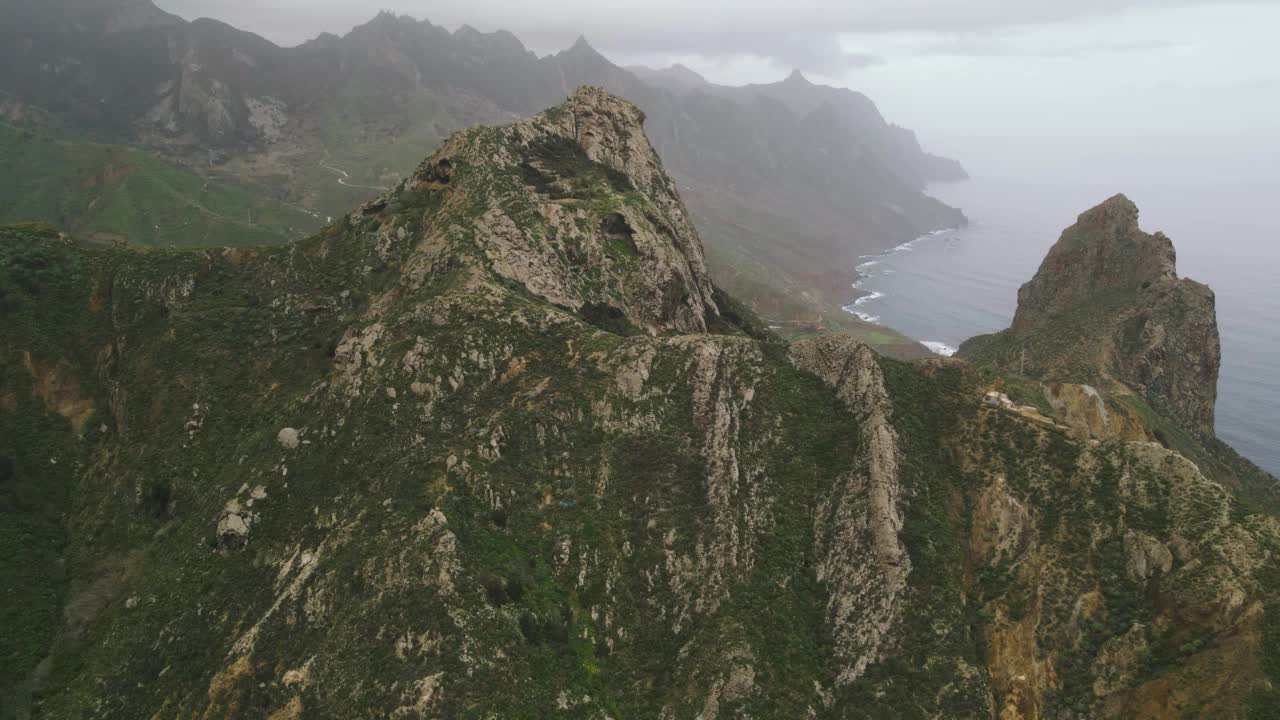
[410, 86, 718, 335]
[1011, 195, 1175, 335]
[1042, 382, 1149, 442]
[958, 428, 1280, 720]
[788, 335, 909, 683]
[1114, 277, 1220, 437]
[20, 350, 96, 434]
[962, 194, 1221, 438]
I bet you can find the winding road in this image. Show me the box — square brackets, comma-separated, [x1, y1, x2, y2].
[320, 153, 390, 192]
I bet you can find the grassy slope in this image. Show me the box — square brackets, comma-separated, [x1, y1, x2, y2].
[0, 124, 321, 247]
[0, 225, 94, 714]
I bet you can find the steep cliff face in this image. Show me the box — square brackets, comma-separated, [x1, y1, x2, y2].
[963, 194, 1220, 439]
[788, 336, 909, 684]
[2, 90, 1277, 720]
[1010, 195, 1176, 335]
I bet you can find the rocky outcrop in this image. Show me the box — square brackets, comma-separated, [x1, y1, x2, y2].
[409, 86, 718, 335]
[1042, 382, 1149, 442]
[1011, 195, 1175, 334]
[789, 335, 909, 683]
[1113, 277, 1220, 438]
[961, 195, 1220, 438]
[20, 350, 96, 434]
[956, 416, 1280, 720]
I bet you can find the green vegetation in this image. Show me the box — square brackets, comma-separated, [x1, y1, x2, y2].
[0, 225, 94, 710]
[960, 289, 1138, 386]
[518, 135, 634, 203]
[1245, 564, 1280, 719]
[0, 124, 320, 247]
[848, 358, 991, 718]
[1116, 393, 1280, 515]
[0, 400, 78, 709]
[1001, 375, 1055, 416]
[1, 87, 1276, 719]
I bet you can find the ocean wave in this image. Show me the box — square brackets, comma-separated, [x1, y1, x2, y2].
[921, 341, 958, 357]
[840, 301, 881, 324]
[843, 228, 959, 331]
[859, 227, 960, 265]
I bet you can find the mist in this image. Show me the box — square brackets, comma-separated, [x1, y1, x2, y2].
[157, 1, 1280, 170]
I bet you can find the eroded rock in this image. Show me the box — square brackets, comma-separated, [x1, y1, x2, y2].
[788, 335, 909, 684]
[277, 427, 300, 449]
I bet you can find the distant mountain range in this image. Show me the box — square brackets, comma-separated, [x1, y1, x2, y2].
[0, 0, 968, 352]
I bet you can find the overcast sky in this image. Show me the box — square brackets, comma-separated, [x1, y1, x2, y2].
[156, 0, 1280, 174]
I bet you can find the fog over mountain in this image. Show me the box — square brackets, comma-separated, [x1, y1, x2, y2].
[159, 0, 1280, 161]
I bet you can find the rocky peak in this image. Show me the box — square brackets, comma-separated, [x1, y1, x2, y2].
[542, 86, 660, 190]
[784, 69, 811, 85]
[1012, 193, 1177, 334]
[25, 0, 182, 32]
[563, 35, 606, 60]
[627, 63, 710, 93]
[390, 86, 717, 335]
[369, 10, 414, 27]
[961, 195, 1220, 438]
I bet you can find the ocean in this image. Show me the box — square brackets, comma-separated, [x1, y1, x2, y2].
[847, 167, 1280, 476]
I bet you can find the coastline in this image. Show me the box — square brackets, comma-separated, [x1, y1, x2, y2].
[841, 227, 962, 354]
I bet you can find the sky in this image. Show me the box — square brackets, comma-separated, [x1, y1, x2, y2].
[156, 0, 1280, 176]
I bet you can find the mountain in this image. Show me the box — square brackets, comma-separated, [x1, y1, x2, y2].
[959, 193, 1278, 514]
[643, 67, 969, 188]
[962, 196, 1219, 435]
[2, 88, 1277, 720]
[626, 63, 711, 94]
[0, 0, 966, 354]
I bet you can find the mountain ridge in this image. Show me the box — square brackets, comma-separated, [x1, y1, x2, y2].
[1, 87, 1277, 720]
[0, 0, 966, 355]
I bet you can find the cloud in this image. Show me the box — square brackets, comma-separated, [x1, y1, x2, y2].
[746, 33, 883, 75]
[904, 36, 1187, 59]
[155, 0, 1261, 61]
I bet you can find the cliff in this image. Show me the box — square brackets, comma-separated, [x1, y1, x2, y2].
[1, 90, 1277, 720]
[962, 194, 1220, 439]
